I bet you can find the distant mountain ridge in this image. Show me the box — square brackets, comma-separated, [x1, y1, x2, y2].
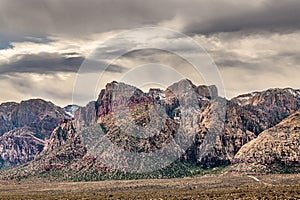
[0, 99, 70, 169]
[0, 80, 299, 181]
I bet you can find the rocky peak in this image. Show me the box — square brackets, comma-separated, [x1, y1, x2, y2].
[1, 99, 68, 138]
[166, 79, 196, 96]
[231, 88, 300, 135]
[96, 81, 154, 121]
[43, 120, 81, 153]
[6, 99, 68, 139]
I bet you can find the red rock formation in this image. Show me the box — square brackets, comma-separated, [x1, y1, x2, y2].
[233, 110, 300, 173]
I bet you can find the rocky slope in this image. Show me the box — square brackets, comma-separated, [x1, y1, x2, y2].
[233, 110, 300, 173]
[0, 99, 69, 169]
[0, 127, 45, 169]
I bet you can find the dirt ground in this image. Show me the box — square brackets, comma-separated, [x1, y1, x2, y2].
[0, 173, 299, 199]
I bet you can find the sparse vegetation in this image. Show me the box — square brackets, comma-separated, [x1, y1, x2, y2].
[0, 173, 299, 200]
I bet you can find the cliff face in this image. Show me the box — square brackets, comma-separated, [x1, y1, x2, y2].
[39, 120, 86, 172]
[215, 88, 300, 165]
[231, 88, 300, 135]
[233, 110, 300, 173]
[0, 102, 19, 136]
[0, 99, 66, 139]
[0, 99, 68, 169]
[0, 127, 45, 169]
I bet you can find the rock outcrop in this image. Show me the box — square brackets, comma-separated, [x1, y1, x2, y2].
[0, 99, 69, 169]
[40, 120, 86, 172]
[233, 110, 300, 173]
[0, 127, 45, 169]
[231, 88, 300, 135]
[0, 99, 67, 139]
[211, 88, 300, 166]
[55, 81, 300, 170]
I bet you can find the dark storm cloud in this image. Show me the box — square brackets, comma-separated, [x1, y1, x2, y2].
[1, 0, 299, 106]
[0, 52, 125, 74]
[79, 58, 125, 73]
[0, 0, 176, 37]
[1, 0, 300, 37]
[0, 53, 84, 74]
[184, 0, 300, 35]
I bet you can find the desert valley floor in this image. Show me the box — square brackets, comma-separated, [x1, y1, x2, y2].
[0, 173, 299, 199]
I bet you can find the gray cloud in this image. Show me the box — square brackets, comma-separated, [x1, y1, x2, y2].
[0, 52, 84, 74]
[276, 51, 300, 64]
[1, 0, 300, 38]
[80, 58, 125, 74]
[0, 73, 76, 106]
[183, 0, 300, 35]
[12, 77, 71, 101]
[215, 59, 256, 69]
[0, 0, 176, 37]
[0, 52, 125, 74]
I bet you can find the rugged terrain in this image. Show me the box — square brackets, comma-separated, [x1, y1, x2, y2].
[0, 99, 68, 169]
[233, 110, 300, 173]
[0, 79, 299, 181]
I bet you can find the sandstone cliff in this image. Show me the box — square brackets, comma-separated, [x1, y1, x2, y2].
[234, 110, 300, 173]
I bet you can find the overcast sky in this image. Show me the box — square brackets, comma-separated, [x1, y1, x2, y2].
[0, 0, 299, 106]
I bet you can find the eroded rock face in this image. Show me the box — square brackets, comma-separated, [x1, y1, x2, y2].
[74, 101, 98, 129]
[233, 110, 300, 172]
[216, 88, 300, 163]
[0, 127, 45, 169]
[0, 99, 66, 139]
[13, 99, 67, 139]
[0, 102, 19, 136]
[18, 120, 86, 173]
[43, 120, 81, 152]
[0, 99, 69, 169]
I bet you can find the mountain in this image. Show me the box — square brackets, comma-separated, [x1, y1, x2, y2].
[0, 99, 67, 138]
[0, 80, 299, 181]
[233, 109, 300, 173]
[216, 88, 300, 165]
[231, 88, 300, 135]
[0, 127, 45, 169]
[0, 99, 69, 169]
